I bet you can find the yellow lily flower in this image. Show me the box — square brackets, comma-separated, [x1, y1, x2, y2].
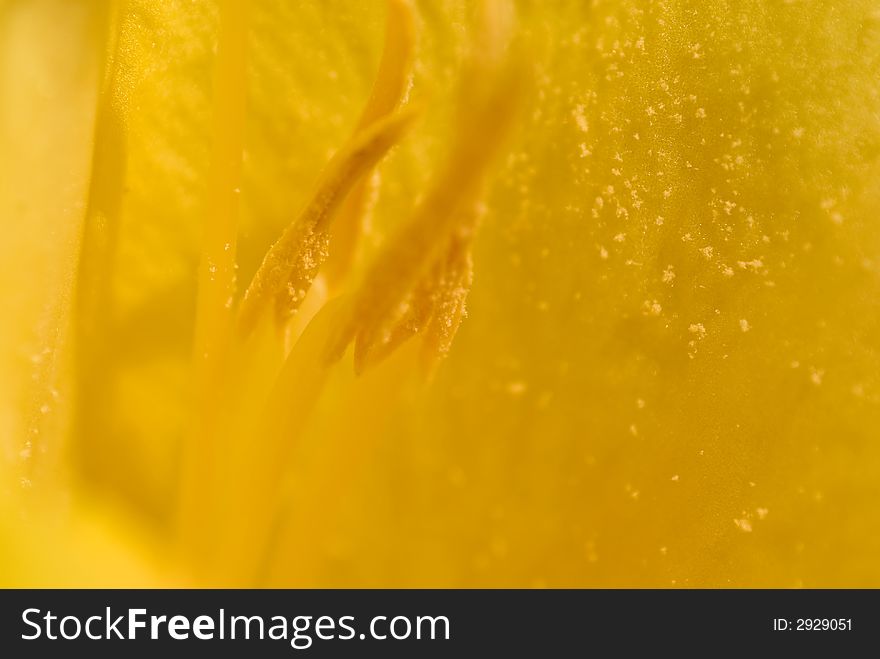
[1, 0, 879, 588]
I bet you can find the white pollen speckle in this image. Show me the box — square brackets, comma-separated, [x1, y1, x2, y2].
[739, 318, 751, 332]
[689, 323, 707, 338]
[738, 259, 764, 271]
[643, 300, 662, 316]
[572, 103, 589, 133]
[734, 518, 753, 533]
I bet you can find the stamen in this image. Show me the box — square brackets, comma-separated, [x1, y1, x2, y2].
[323, 0, 417, 290]
[182, 0, 248, 569]
[237, 105, 420, 337]
[326, 40, 524, 371]
[352, 204, 482, 374]
[419, 221, 478, 374]
[238, 0, 417, 337]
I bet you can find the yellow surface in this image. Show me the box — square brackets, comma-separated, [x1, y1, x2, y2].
[1, 0, 879, 587]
